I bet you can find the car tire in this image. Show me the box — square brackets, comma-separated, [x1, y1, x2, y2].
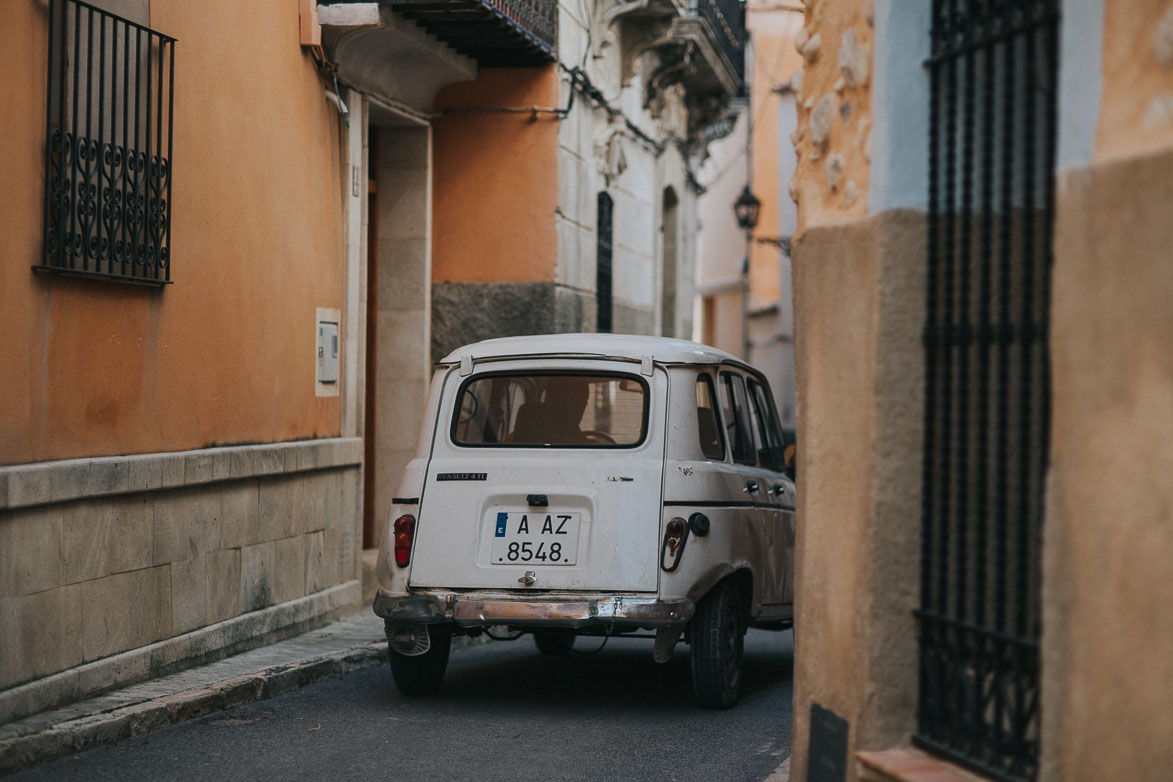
[690, 582, 744, 709]
[389, 624, 452, 695]
[533, 631, 575, 655]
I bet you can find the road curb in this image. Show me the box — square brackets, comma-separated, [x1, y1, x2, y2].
[0, 643, 385, 775]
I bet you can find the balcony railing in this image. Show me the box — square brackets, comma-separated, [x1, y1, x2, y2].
[691, 0, 746, 86]
[319, 0, 556, 66]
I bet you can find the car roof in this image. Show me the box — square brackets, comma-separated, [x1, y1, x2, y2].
[439, 333, 750, 368]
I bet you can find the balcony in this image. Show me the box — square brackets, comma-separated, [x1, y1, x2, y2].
[602, 0, 745, 139]
[687, 0, 746, 88]
[319, 0, 555, 67]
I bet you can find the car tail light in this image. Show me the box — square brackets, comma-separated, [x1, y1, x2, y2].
[393, 514, 415, 568]
[660, 516, 688, 572]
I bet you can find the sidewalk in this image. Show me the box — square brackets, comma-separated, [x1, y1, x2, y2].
[0, 612, 389, 775]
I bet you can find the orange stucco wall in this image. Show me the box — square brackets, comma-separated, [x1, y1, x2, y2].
[0, 0, 345, 465]
[790, 0, 874, 238]
[1095, 0, 1173, 163]
[747, 9, 803, 309]
[431, 66, 559, 284]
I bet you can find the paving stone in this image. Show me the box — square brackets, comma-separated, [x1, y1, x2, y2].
[126, 456, 163, 493]
[219, 481, 260, 549]
[305, 531, 327, 594]
[63, 496, 152, 584]
[107, 496, 154, 575]
[85, 461, 128, 497]
[258, 476, 294, 542]
[153, 489, 220, 566]
[212, 450, 232, 482]
[159, 454, 186, 489]
[229, 450, 258, 480]
[170, 557, 207, 635]
[256, 448, 283, 476]
[272, 537, 306, 605]
[184, 453, 215, 485]
[240, 542, 276, 613]
[0, 506, 63, 598]
[81, 568, 170, 662]
[49, 462, 89, 504]
[0, 586, 84, 689]
[8, 467, 51, 508]
[205, 549, 241, 625]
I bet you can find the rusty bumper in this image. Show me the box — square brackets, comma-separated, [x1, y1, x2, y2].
[373, 589, 694, 629]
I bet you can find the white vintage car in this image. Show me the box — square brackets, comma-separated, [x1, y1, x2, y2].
[373, 334, 795, 708]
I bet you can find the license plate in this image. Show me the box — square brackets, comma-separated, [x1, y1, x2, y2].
[490, 511, 580, 565]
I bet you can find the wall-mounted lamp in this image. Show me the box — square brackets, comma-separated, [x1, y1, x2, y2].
[734, 185, 761, 231]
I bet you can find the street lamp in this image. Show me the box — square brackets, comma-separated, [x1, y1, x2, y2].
[733, 185, 759, 359]
[733, 185, 761, 231]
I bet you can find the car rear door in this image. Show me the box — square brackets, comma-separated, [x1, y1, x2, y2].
[408, 358, 667, 593]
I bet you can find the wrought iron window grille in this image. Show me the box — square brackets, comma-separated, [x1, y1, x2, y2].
[916, 1, 1058, 781]
[40, 0, 176, 286]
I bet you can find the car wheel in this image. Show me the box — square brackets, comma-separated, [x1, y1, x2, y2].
[533, 631, 575, 655]
[389, 624, 452, 695]
[690, 582, 744, 709]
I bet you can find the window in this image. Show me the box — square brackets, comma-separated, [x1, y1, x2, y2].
[718, 372, 755, 465]
[661, 187, 678, 337]
[916, 2, 1057, 779]
[695, 374, 725, 461]
[41, 0, 176, 285]
[747, 378, 784, 471]
[596, 193, 613, 333]
[453, 372, 647, 448]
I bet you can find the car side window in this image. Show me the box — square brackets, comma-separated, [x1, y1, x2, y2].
[695, 374, 726, 461]
[748, 378, 785, 472]
[719, 372, 756, 465]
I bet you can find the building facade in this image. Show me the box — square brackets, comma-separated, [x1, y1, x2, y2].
[319, 0, 748, 548]
[1, 0, 363, 725]
[1, 0, 745, 725]
[696, 0, 801, 431]
[788, 1, 1173, 781]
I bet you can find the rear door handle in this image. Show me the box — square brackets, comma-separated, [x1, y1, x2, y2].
[744, 481, 759, 494]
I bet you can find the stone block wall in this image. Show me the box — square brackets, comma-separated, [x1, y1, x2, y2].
[0, 439, 362, 722]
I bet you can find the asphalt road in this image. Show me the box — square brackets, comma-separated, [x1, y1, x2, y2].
[13, 629, 793, 782]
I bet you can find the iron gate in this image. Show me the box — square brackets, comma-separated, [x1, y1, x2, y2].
[916, 1, 1059, 780]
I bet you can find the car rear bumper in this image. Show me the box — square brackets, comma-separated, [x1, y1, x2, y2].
[373, 589, 694, 629]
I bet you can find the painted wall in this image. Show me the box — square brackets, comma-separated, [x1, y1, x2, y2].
[788, 1, 1173, 781]
[0, 0, 347, 466]
[1094, 1, 1173, 162]
[431, 67, 560, 285]
[788, 0, 874, 236]
[1042, 2, 1173, 778]
[696, 2, 802, 427]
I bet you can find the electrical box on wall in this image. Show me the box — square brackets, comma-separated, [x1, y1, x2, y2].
[318, 321, 339, 383]
[316, 307, 341, 397]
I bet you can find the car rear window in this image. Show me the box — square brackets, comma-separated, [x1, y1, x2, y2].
[452, 372, 648, 447]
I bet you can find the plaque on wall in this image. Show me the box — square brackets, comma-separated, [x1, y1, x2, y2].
[808, 703, 849, 782]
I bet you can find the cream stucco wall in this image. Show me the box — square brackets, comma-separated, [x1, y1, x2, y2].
[789, 1, 1173, 781]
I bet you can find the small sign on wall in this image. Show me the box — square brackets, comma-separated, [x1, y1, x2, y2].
[316, 307, 341, 397]
[808, 703, 849, 782]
